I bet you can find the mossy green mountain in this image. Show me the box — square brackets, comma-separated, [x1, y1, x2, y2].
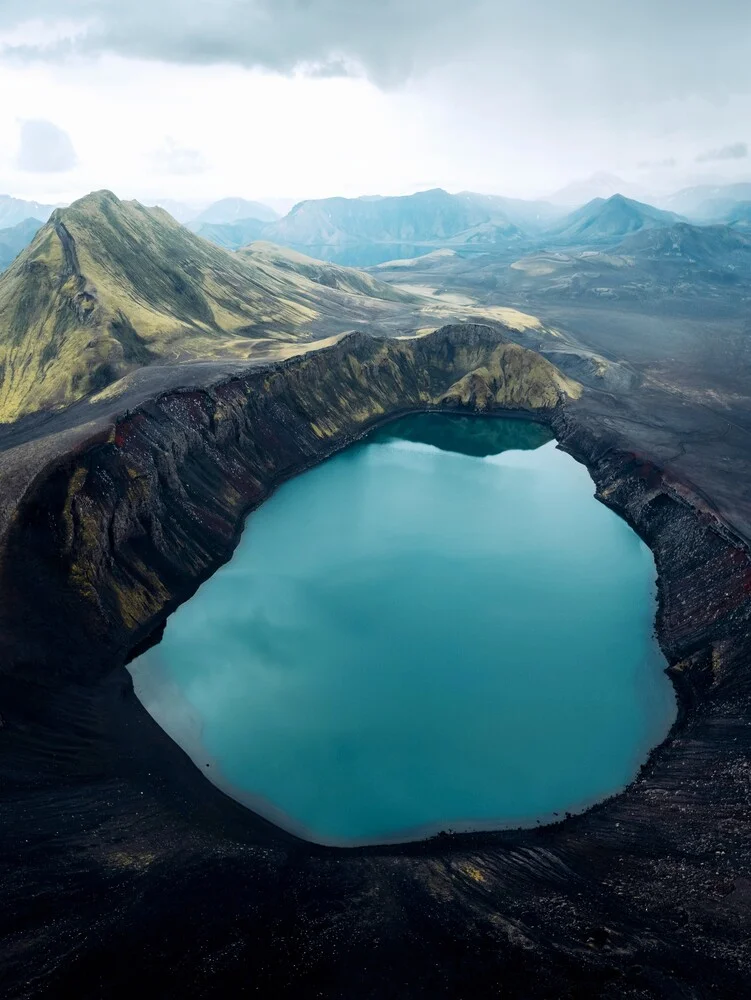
[239, 242, 416, 301]
[0, 191, 432, 422]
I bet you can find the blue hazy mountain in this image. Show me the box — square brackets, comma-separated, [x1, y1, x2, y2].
[614, 220, 751, 263]
[263, 188, 530, 249]
[151, 199, 201, 224]
[0, 218, 44, 271]
[0, 195, 57, 228]
[725, 202, 751, 228]
[191, 217, 268, 249]
[658, 183, 751, 222]
[546, 194, 682, 243]
[190, 198, 280, 226]
[547, 172, 650, 207]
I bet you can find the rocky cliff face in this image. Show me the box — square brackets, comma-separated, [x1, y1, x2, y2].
[552, 407, 751, 696]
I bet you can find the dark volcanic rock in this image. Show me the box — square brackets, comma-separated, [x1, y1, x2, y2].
[0, 324, 750, 999]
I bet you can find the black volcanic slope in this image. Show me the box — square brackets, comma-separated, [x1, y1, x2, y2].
[0, 320, 750, 999]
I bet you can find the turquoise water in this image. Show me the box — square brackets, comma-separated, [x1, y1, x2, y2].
[129, 414, 676, 845]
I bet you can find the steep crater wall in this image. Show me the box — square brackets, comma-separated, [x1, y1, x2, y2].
[0, 324, 580, 679]
[2, 323, 751, 995]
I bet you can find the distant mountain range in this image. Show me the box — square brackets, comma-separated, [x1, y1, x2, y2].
[189, 218, 268, 250]
[657, 183, 751, 222]
[455, 192, 564, 231]
[2, 183, 751, 276]
[546, 194, 682, 243]
[189, 198, 280, 226]
[261, 189, 529, 250]
[2, 183, 751, 420]
[230, 191, 691, 254]
[501, 220, 751, 304]
[614, 221, 751, 263]
[370, 213, 751, 311]
[547, 172, 650, 207]
[0, 195, 57, 229]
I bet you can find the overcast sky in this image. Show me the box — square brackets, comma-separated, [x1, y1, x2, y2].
[0, 0, 750, 207]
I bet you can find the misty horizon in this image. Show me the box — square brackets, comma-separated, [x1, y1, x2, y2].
[5, 171, 751, 222]
[1, 1, 750, 206]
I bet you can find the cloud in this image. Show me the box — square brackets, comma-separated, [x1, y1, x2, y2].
[0, 0, 463, 85]
[1, 2, 751, 203]
[151, 137, 208, 175]
[695, 141, 748, 163]
[0, 0, 750, 97]
[637, 157, 677, 170]
[16, 119, 78, 172]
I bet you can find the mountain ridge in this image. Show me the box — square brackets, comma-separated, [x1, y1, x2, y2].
[262, 188, 523, 248]
[614, 220, 751, 261]
[0, 191, 428, 421]
[546, 194, 682, 243]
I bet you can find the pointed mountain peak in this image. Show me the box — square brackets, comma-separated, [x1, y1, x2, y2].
[0, 188, 430, 422]
[49, 190, 123, 226]
[66, 189, 121, 211]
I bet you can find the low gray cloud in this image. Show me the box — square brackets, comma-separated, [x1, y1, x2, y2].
[16, 119, 78, 172]
[1, 0, 751, 98]
[695, 141, 748, 163]
[0, 0, 459, 85]
[151, 137, 208, 175]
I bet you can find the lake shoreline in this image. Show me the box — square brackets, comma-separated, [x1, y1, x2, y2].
[2, 324, 750, 995]
[128, 418, 674, 846]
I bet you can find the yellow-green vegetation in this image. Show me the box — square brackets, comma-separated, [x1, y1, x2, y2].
[460, 864, 486, 883]
[390, 283, 543, 333]
[510, 251, 633, 278]
[479, 306, 545, 332]
[439, 342, 582, 410]
[0, 192, 427, 422]
[0, 190, 565, 423]
[239, 242, 418, 303]
[510, 257, 560, 276]
[252, 332, 580, 453]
